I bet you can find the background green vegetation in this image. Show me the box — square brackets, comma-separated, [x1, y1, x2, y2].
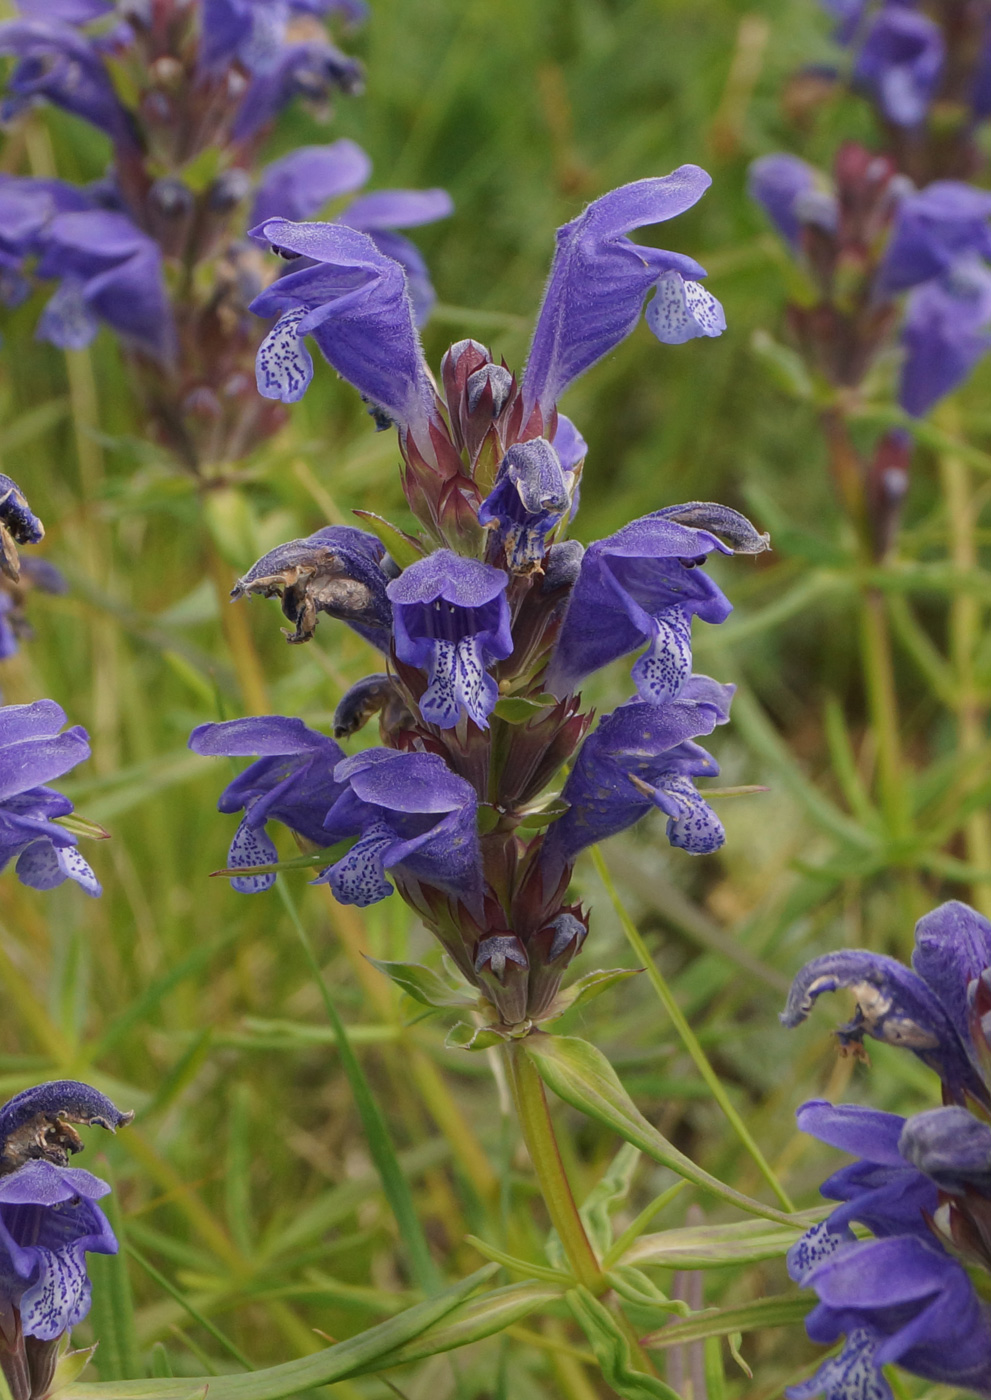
[1, 0, 984, 1394]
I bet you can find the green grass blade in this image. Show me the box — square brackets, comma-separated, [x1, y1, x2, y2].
[275, 881, 442, 1295]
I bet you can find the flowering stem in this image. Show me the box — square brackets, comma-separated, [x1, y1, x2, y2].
[505, 1040, 603, 1292]
[592, 846, 795, 1212]
[939, 416, 991, 916]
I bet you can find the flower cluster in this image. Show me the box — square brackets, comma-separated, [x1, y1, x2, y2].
[191, 168, 768, 1030]
[782, 900, 991, 1400]
[0, 1081, 131, 1400]
[813, 0, 991, 182]
[0, 699, 101, 895]
[0, 0, 451, 471]
[750, 144, 991, 421]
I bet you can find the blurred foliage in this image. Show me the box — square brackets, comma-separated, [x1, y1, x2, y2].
[1, 0, 987, 1395]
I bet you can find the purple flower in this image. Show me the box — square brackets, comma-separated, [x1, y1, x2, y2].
[249, 219, 437, 431]
[786, 1090, 991, 1400]
[478, 438, 573, 571]
[251, 141, 452, 324]
[899, 257, 991, 416]
[781, 899, 991, 1107]
[877, 180, 991, 295]
[853, 6, 944, 126]
[0, 700, 100, 896]
[540, 676, 733, 889]
[316, 748, 481, 909]
[748, 154, 823, 249]
[231, 37, 363, 141]
[786, 1102, 938, 1285]
[0, 1080, 129, 1400]
[790, 1236, 991, 1400]
[230, 524, 392, 647]
[387, 551, 512, 730]
[33, 210, 173, 362]
[200, 0, 364, 72]
[546, 503, 768, 705]
[188, 715, 347, 893]
[0, 16, 136, 147]
[0, 176, 89, 307]
[521, 168, 725, 422]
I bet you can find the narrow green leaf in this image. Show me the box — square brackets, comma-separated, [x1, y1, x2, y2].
[52, 813, 111, 841]
[641, 1293, 814, 1349]
[126, 1246, 253, 1371]
[524, 1035, 800, 1228]
[87, 1188, 141, 1381]
[366, 958, 477, 1009]
[62, 1267, 496, 1400]
[352, 511, 425, 568]
[579, 1143, 641, 1258]
[620, 1213, 824, 1270]
[464, 1235, 573, 1285]
[148, 1348, 172, 1381]
[276, 882, 442, 1295]
[567, 1288, 682, 1400]
[542, 968, 642, 1022]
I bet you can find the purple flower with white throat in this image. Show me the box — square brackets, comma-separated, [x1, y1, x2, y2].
[520, 167, 725, 426]
[249, 219, 438, 433]
[0, 700, 101, 896]
[387, 551, 512, 730]
[317, 748, 481, 910]
[540, 676, 733, 892]
[785, 1093, 991, 1400]
[0, 1080, 131, 1400]
[546, 503, 768, 705]
[188, 715, 347, 893]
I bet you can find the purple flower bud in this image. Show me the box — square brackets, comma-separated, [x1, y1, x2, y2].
[387, 551, 512, 729]
[878, 181, 991, 295]
[478, 438, 573, 571]
[899, 258, 991, 418]
[748, 153, 819, 248]
[0, 17, 138, 147]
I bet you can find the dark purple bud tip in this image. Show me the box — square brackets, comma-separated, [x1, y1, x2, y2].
[271, 244, 303, 261]
[657, 502, 770, 555]
[0, 1080, 133, 1174]
[546, 912, 587, 962]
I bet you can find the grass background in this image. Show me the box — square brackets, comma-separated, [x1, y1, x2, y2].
[0, 0, 983, 1394]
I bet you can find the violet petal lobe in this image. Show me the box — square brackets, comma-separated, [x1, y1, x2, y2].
[898, 1105, 991, 1194]
[748, 153, 818, 248]
[249, 219, 435, 432]
[521, 167, 717, 418]
[898, 259, 991, 419]
[910, 899, 991, 1053]
[854, 7, 944, 127]
[878, 182, 991, 296]
[478, 438, 573, 571]
[250, 139, 372, 227]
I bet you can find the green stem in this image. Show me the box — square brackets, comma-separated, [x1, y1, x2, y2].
[591, 846, 795, 1213]
[859, 586, 912, 841]
[505, 1041, 602, 1292]
[940, 422, 991, 916]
